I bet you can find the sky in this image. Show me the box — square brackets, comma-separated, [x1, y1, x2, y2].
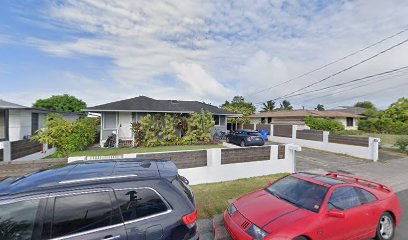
[1, 0, 408, 110]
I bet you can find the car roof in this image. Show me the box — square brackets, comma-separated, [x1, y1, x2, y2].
[240, 129, 258, 133]
[0, 159, 178, 197]
[295, 172, 346, 186]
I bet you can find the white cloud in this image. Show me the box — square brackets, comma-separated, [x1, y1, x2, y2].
[12, 0, 408, 108]
[171, 62, 234, 102]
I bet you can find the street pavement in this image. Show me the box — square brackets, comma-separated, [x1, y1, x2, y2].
[395, 189, 408, 239]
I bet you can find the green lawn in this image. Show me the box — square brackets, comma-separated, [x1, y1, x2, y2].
[343, 132, 403, 146]
[67, 144, 224, 157]
[192, 173, 288, 219]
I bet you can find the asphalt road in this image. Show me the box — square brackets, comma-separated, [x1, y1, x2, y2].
[395, 189, 408, 239]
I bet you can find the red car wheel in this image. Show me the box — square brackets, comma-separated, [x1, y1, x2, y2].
[376, 212, 395, 240]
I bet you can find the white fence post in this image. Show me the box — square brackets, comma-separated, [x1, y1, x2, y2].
[292, 125, 298, 139]
[253, 123, 257, 131]
[323, 131, 329, 143]
[270, 124, 274, 136]
[286, 144, 302, 173]
[370, 137, 380, 162]
[207, 148, 221, 167]
[2, 141, 11, 162]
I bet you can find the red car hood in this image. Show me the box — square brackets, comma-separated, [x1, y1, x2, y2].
[234, 190, 302, 229]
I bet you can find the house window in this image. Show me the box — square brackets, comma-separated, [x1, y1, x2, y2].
[31, 113, 39, 135]
[346, 117, 354, 127]
[213, 115, 220, 126]
[103, 112, 117, 129]
[268, 117, 272, 124]
[261, 117, 265, 124]
[0, 110, 8, 141]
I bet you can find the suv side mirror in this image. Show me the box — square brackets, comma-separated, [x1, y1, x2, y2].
[327, 209, 345, 218]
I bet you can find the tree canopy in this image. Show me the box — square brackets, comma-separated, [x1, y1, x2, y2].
[277, 100, 293, 110]
[32, 94, 86, 112]
[220, 96, 256, 116]
[261, 100, 276, 112]
[354, 101, 376, 110]
[358, 98, 408, 134]
[315, 104, 325, 111]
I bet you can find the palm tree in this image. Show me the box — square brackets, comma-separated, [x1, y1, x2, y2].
[261, 100, 276, 112]
[315, 104, 325, 111]
[279, 100, 293, 110]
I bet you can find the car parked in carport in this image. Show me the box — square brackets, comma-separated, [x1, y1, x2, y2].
[226, 130, 265, 147]
[0, 159, 198, 240]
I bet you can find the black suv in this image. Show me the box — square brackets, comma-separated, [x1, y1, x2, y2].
[0, 159, 198, 240]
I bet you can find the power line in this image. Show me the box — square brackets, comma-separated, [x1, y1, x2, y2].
[246, 27, 408, 98]
[290, 71, 408, 105]
[276, 65, 408, 100]
[256, 37, 408, 104]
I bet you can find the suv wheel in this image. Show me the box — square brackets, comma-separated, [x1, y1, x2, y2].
[376, 212, 395, 240]
[240, 140, 246, 147]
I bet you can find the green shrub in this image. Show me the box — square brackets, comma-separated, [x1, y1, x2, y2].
[184, 110, 215, 143]
[139, 114, 162, 147]
[32, 114, 99, 158]
[130, 122, 144, 147]
[394, 136, 408, 153]
[305, 116, 345, 132]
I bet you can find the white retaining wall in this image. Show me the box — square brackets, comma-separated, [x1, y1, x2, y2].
[68, 144, 301, 185]
[268, 125, 380, 161]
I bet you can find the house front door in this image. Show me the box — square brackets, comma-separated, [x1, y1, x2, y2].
[118, 112, 133, 139]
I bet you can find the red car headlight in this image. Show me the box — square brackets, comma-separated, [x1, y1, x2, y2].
[246, 224, 268, 240]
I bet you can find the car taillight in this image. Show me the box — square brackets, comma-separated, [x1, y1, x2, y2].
[182, 209, 198, 227]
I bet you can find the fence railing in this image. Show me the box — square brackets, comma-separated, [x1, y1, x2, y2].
[296, 129, 324, 141]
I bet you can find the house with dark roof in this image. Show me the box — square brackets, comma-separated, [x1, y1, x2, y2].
[0, 100, 82, 161]
[249, 109, 361, 130]
[84, 96, 241, 146]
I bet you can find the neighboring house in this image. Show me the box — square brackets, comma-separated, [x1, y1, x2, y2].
[328, 106, 368, 119]
[0, 100, 82, 161]
[249, 110, 361, 130]
[84, 96, 241, 146]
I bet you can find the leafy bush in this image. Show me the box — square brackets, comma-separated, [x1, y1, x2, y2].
[394, 136, 408, 153]
[358, 98, 408, 134]
[305, 116, 345, 132]
[130, 122, 144, 147]
[160, 114, 180, 145]
[139, 114, 162, 147]
[32, 114, 98, 157]
[184, 110, 215, 143]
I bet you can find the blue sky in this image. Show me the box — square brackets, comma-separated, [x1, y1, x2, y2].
[1, 0, 408, 109]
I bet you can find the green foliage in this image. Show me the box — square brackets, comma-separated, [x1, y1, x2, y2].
[315, 104, 325, 111]
[358, 98, 408, 134]
[220, 96, 256, 123]
[131, 111, 215, 147]
[184, 110, 215, 143]
[139, 114, 162, 147]
[261, 100, 275, 112]
[33, 94, 87, 112]
[305, 116, 345, 132]
[277, 100, 293, 110]
[32, 114, 98, 157]
[354, 101, 376, 110]
[130, 122, 144, 147]
[394, 136, 408, 153]
[160, 114, 180, 145]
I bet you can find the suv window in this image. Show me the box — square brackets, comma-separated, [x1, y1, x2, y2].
[114, 188, 168, 222]
[328, 187, 362, 210]
[50, 191, 119, 238]
[0, 199, 42, 240]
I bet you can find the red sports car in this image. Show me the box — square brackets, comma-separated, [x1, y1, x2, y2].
[224, 172, 402, 240]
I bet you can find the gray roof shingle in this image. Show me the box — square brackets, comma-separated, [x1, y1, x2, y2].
[85, 96, 238, 115]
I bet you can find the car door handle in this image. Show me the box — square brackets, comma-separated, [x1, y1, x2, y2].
[103, 235, 121, 240]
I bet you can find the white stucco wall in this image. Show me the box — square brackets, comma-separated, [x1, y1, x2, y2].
[8, 109, 32, 141]
[335, 117, 358, 130]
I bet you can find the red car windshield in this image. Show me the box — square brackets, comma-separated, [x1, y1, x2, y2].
[266, 176, 328, 213]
